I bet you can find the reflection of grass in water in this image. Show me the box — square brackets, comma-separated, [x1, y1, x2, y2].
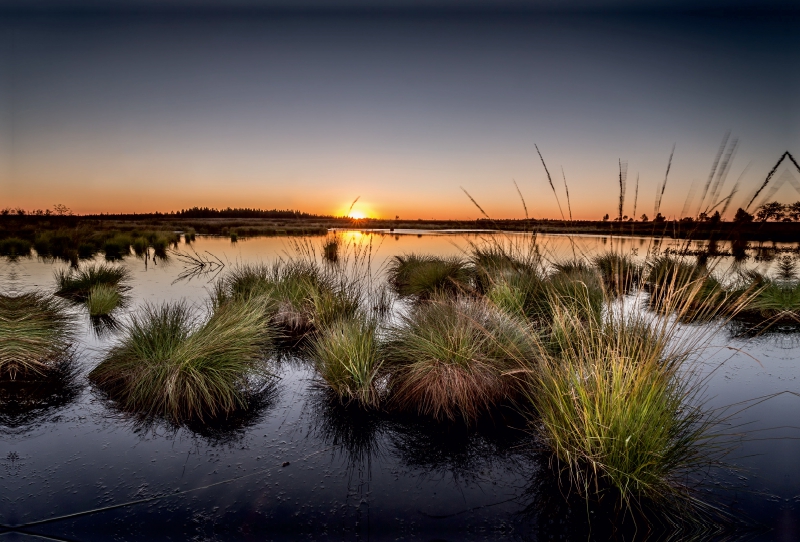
[0, 359, 80, 429]
[55, 262, 131, 302]
[308, 388, 386, 472]
[0, 292, 76, 379]
[90, 298, 274, 423]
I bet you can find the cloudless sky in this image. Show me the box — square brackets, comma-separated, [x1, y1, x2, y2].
[0, 5, 798, 219]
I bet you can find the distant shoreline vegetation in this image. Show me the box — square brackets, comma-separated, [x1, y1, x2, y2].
[2, 204, 800, 244]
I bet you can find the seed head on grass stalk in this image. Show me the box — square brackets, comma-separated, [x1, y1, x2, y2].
[89, 297, 274, 423]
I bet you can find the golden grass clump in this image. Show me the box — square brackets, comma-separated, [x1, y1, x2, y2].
[0, 292, 76, 379]
[215, 261, 361, 342]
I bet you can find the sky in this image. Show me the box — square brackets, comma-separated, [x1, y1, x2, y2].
[0, 4, 798, 220]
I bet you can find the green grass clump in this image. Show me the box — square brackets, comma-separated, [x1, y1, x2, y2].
[132, 237, 149, 257]
[309, 313, 383, 408]
[86, 284, 123, 317]
[89, 298, 273, 422]
[0, 237, 33, 258]
[528, 302, 722, 512]
[593, 252, 641, 295]
[385, 295, 535, 423]
[733, 265, 800, 324]
[216, 261, 361, 342]
[55, 262, 131, 302]
[388, 254, 473, 299]
[103, 234, 133, 260]
[539, 264, 604, 323]
[0, 292, 76, 378]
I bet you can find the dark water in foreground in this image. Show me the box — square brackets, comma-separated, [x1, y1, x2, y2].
[1, 232, 798, 541]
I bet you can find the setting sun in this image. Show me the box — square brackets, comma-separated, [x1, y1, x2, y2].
[348, 210, 367, 219]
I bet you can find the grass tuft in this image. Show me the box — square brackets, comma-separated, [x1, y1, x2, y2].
[385, 295, 535, 423]
[309, 313, 383, 408]
[89, 297, 273, 422]
[55, 262, 131, 302]
[86, 284, 123, 317]
[0, 292, 76, 379]
[593, 252, 641, 295]
[388, 254, 473, 299]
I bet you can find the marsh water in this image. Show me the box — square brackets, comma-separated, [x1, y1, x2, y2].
[1, 231, 798, 541]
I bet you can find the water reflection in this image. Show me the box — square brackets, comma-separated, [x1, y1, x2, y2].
[0, 360, 80, 432]
[93, 378, 280, 445]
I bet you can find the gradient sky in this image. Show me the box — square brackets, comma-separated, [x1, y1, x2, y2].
[0, 4, 798, 219]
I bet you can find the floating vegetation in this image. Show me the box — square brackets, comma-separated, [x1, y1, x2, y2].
[309, 313, 383, 409]
[0, 292, 76, 379]
[55, 262, 131, 302]
[385, 295, 535, 423]
[90, 298, 274, 422]
[388, 254, 473, 299]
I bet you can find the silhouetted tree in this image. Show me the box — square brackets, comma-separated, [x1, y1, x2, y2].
[755, 201, 785, 222]
[733, 208, 754, 224]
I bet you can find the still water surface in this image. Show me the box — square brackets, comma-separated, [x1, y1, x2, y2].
[1, 232, 798, 541]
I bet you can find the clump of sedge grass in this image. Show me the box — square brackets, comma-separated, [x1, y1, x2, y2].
[593, 252, 641, 295]
[731, 263, 800, 324]
[55, 262, 131, 302]
[103, 233, 133, 260]
[89, 298, 273, 422]
[215, 260, 360, 342]
[86, 284, 123, 317]
[388, 254, 473, 299]
[0, 292, 76, 379]
[520, 264, 750, 517]
[540, 263, 604, 323]
[527, 299, 726, 513]
[385, 295, 535, 423]
[309, 313, 383, 408]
